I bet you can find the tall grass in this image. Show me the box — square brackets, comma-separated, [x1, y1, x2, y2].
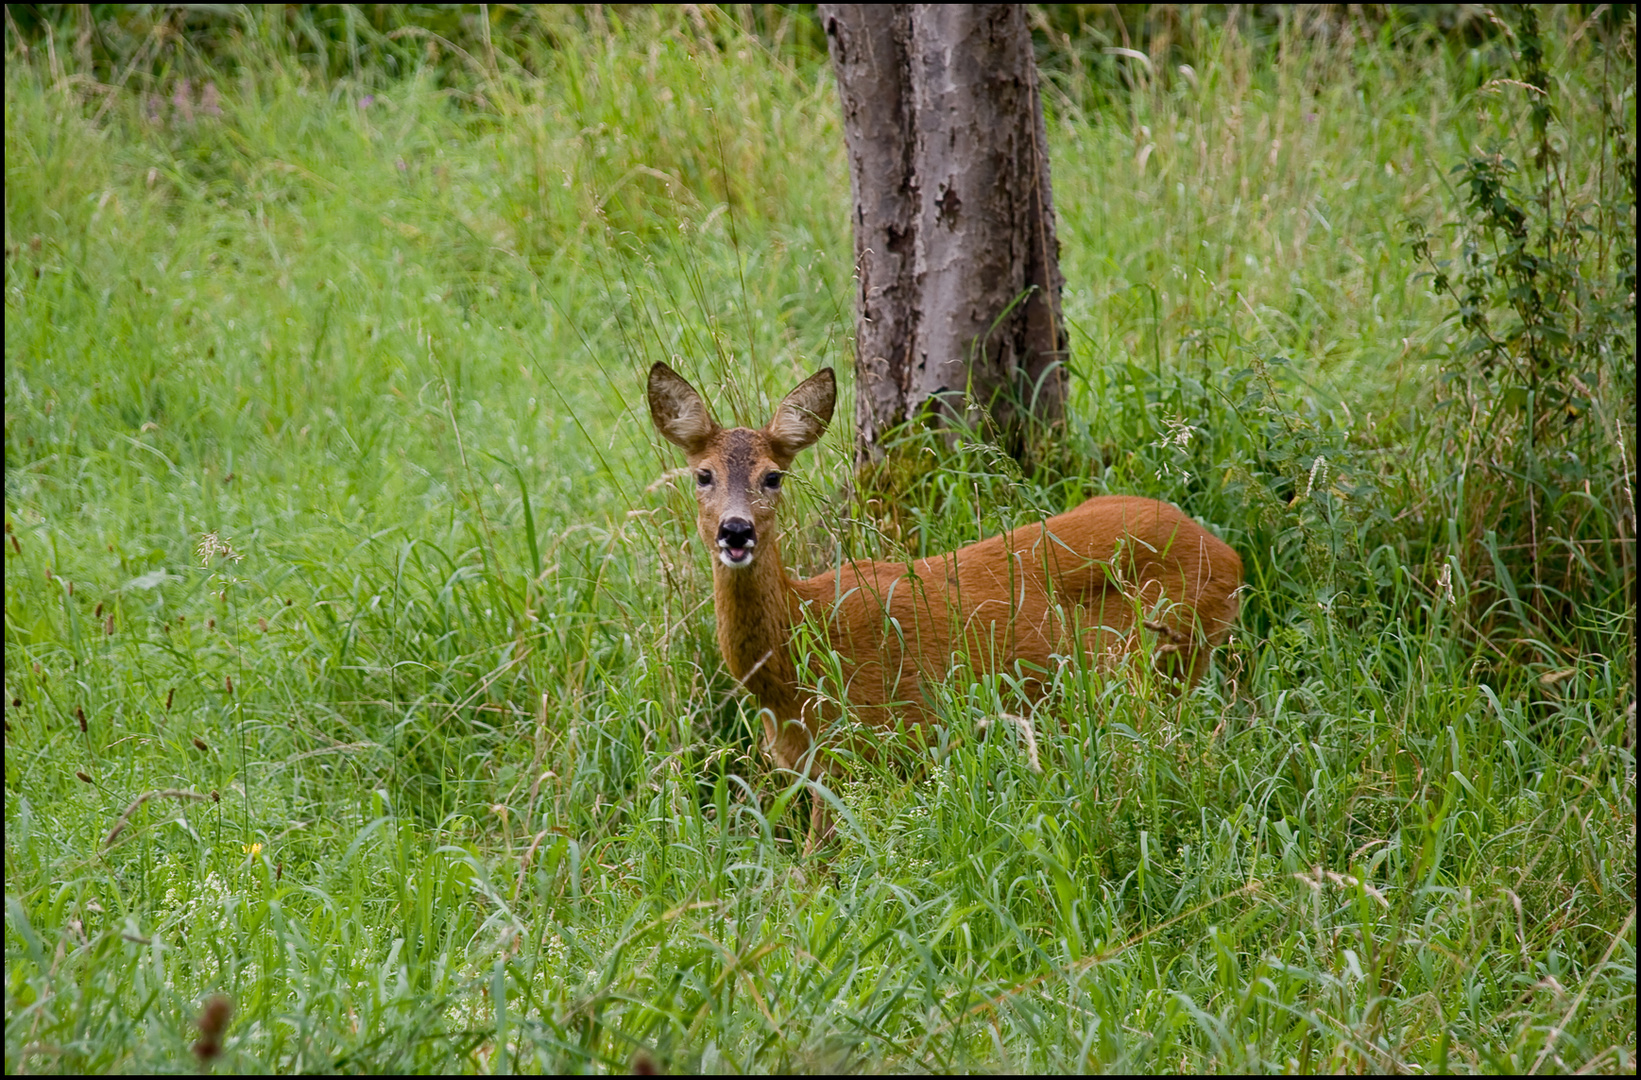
[6, 6, 1634, 1073]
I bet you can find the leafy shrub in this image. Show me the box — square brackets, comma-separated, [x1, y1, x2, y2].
[1408, 6, 1635, 665]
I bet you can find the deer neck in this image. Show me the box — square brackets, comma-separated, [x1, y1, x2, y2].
[712, 530, 799, 709]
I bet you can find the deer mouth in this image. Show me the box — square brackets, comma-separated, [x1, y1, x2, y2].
[715, 515, 757, 568]
[717, 539, 755, 568]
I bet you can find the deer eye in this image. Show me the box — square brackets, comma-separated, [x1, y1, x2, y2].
[696, 469, 713, 488]
[762, 471, 783, 491]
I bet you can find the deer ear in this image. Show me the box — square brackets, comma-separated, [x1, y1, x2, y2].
[766, 368, 835, 461]
[648, 362, 720, 455]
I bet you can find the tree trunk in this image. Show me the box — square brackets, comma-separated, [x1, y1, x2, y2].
[820, 3, 1068, 472]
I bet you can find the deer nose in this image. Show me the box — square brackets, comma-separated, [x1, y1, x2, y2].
[716, 517, 757, 566]
[717, 517, 755, 547]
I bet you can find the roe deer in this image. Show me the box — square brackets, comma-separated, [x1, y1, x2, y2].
[647, 362, 1242, 850]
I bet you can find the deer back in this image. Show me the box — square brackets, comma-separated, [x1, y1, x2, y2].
[789, 495, 1241, 717]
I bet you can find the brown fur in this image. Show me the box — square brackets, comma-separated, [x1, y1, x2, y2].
[648, 362, 1243, 849]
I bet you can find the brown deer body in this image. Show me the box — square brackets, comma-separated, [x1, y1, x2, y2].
[648, 362, 1242, 846]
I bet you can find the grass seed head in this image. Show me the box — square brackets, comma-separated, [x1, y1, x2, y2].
[193, 994, 233, 1061]
[196, 532, 244, 566]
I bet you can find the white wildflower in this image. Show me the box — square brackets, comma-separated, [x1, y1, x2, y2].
[1304, 455, 1328, 499]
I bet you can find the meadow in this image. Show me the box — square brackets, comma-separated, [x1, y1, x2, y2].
[4, 5, 1634, 1072]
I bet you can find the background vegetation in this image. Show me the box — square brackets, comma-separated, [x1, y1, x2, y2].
[5, 4, 1634, 1072]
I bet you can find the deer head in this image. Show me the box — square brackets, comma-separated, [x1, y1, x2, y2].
[647, 362, 836, 569]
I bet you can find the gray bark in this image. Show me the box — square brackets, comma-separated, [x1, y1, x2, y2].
[820, 3, 1067, 470]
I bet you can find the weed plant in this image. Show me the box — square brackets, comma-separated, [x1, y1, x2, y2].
[5, 6, 1634, 1073]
